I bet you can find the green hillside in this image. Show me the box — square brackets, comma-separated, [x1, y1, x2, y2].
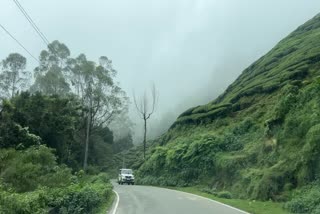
[133, 13, 320, 213]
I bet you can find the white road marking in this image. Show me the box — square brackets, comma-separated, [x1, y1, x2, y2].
[110, 190, 120, 214]
[164, 188, 249, 214]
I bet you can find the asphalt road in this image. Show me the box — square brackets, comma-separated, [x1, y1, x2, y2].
[109, 181, 248, 214]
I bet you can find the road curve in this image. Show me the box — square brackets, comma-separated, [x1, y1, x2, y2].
[109, 182, 248, 214]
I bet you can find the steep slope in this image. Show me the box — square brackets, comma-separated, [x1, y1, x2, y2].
[173, 13, 320, 128]
[135, 13, 320, 213]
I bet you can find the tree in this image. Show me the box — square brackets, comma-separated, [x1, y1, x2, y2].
[0, 53, 29, 98]
[0, 99, 41, 149]
[31, 41, 70, 95]
[133, 84, 158, 159]
[113, 133, 134, 154]
[1, 41, 128, 171]
[69, 54, 127, 170]
[110, 104, 134, 139]
[0, 92, 83, 167]
[88, 126, 114, 169]
[110, 105, 134, 153]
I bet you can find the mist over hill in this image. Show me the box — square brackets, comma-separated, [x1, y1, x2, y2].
[121, 13, 320, 214]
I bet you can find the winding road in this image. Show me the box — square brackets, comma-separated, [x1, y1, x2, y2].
[109, 182, 248, 214]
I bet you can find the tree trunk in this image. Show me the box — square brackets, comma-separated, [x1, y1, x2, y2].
[83, 106, 91, 170]
[83, 84, 92, 170]
[11, 71, 17, 98]
[143, 117, 147, 159]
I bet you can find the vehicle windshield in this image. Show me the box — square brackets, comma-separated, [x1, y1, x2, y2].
[121, 169, 133, 174]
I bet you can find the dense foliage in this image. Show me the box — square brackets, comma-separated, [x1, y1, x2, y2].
[0, 41, 129, 212]
[0, 145, 113, 214]
[0, 92, 116, 169]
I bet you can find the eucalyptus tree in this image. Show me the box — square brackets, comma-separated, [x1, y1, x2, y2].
[69, 54, 127, 169]
[32, 40, 71, 95]
[30, 40, 128, 169]
[0, 53, 29, 98]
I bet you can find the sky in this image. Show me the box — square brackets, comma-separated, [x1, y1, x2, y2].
[1, 0, 320, 141]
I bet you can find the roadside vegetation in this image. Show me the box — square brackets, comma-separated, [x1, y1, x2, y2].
[0, 153, 113, 213]
[171, 186, 289, 214]
[0, 42, 133, 213]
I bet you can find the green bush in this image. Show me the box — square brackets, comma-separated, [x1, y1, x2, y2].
[201, 187, 217, 196]
[49, 182, 112, 214]
[0, 173, 113, 214]
[217, 191, 232, 199]
[85, 165, 100, 175]
[285, 184, 320, 213]
[0, 186, 47, 214]
[0, 145, 113, 214]
[0, 146, 71, 192]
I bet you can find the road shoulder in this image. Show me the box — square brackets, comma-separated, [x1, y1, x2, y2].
[168, 186, 289, 214]
[106, 190, 119, 214]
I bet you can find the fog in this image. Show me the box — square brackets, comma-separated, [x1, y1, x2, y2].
[1, 0, 320, 143]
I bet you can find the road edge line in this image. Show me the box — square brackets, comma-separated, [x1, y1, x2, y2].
[109, 190, 120, 214]
[159, 187, 249, 214]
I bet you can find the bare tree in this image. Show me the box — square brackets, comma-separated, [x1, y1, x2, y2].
[133, 84, 158, 159]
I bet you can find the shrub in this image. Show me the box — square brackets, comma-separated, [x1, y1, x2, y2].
[201, 187, 217, 196]
[217, 191, 232, 199]
[85, 165, 100, 175]
[49, 183, 110, 214]
[0, 188, 47, 214]
[0, 173, 113, 214]
[0, 146, 71, 192]
[285, 184, 320, 213]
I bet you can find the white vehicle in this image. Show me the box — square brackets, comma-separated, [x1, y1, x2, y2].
[118, 168, 135, 185]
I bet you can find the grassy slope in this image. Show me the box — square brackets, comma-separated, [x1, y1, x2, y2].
[128, 13, 320, 213]
[173, 13, 320, 127]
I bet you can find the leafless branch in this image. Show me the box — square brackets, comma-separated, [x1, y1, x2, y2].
[133, 83, 157, 119]
[132, 83, 158, 159]
[133, 91, 144, 116]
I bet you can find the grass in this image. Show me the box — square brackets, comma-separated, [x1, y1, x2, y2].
[96, 191, 116, 214]
[168, 186, 290, 214]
